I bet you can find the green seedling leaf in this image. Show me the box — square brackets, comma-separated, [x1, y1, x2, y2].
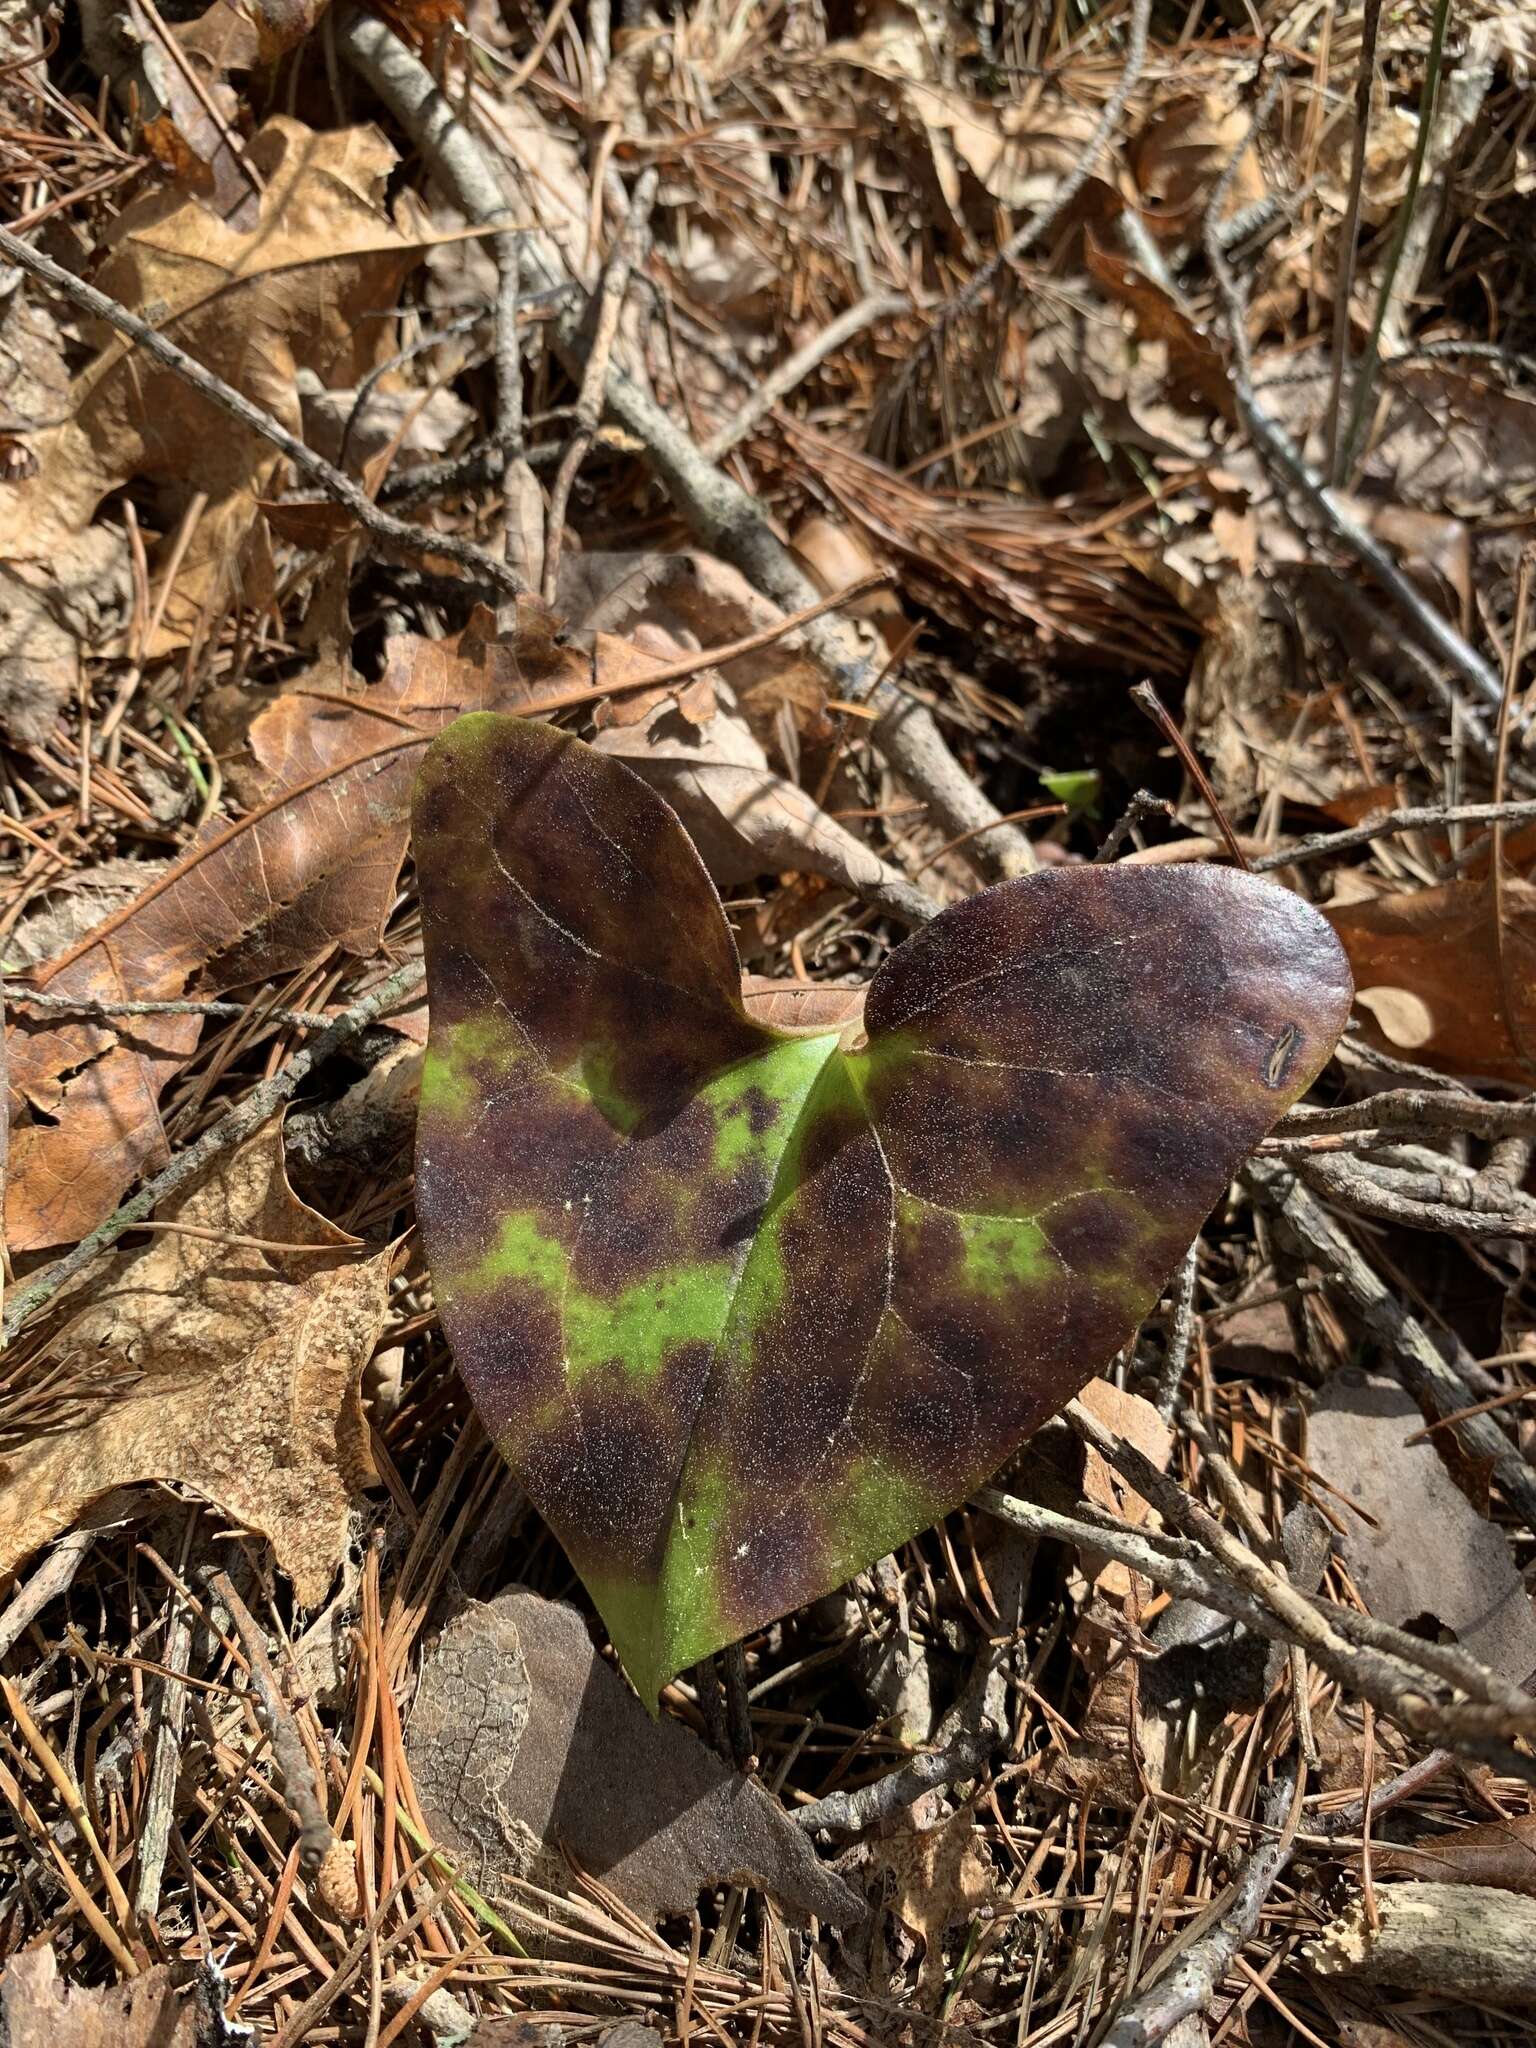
[413, 716, 1351, 1707]
[1040, 768, 1101, 815]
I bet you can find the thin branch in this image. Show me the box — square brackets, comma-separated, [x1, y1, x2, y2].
[702, 291, 910, 462]
[211, 1571, 335, 1874]
[1244, 1157, 1536, 1533]
[792, 1726, 1000, 1835]
[542, 167, 658, 602]
[936, 0, 1152, 331]
[1101, 1756, 1302, 2048]
[1, 957, 424, 1344]
[334, 5, 1036, 887]
[0, 225, 529, 600]
[1201, 92, 1506, 714]
[1252, 797, 1536, 871]
[1323, 0, 1384, 480]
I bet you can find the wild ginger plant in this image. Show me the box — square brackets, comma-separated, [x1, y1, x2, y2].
[413, 715, 1351, 1708]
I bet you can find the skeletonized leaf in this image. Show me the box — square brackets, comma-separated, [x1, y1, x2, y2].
[413, 716, 1351, 1706]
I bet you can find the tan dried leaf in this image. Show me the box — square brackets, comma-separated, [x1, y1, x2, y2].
[592, 633, 907, 896]
[870, 1805, 995, 2002]
[0, 1947, 207, 2048]
[5, 608, 558, 1251]
[0, 1127, 387, 1603]
[0, 119, 425, 654]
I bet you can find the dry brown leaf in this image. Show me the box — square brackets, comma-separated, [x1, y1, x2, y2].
[0, 1946, 217, 2047]
[409, 1589, 863, 1925]
[5, 608, 557, 1251]
[1308, 1370, 1536, 1686]
[1325, 872, 1536, 1085]
[1367, 1812, 1536, 1896]
[0, 118, 426, 655]
[1076, 1377, 1173, 1597]
[870, 1805, 995, 2002]
[592, 630, 915, 897]
[559, 548, 832, 746]
[0, 1126, 387, 1603]
[1129, 93, 1266, 241]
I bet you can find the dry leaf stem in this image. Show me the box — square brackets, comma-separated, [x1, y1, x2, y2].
[542, 166, 658, 601]
[211, 1569, 335, 1876]
[1100, 1753, 1301, 2048]
[1199, 92, 1508, 720]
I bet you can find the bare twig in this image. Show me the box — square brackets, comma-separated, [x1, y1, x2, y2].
[1323, 0, 1384, 480]
[0, 226, 529, 601]
[1244, 1157, 1536, 1532]
[1200, 95, 1506, 715]
[702, 291, 910, 463]
[1, 956, 424, 1344]
[1289, 1151, 1536, 1239]
[334, 5, 1038, 886]
[791, 1725, 1000, 1835]
[1251, 797, 1536, 871]
[212, 1569, 334, 1874]
[1152, 1242, 1199, 1420]
[936, 0, 1152, 331]
[495, 228, 542, 599]
[1101, 1755, 1302, 2048]
[542, 167, 658, 602]
[6, 989, 337, 1029]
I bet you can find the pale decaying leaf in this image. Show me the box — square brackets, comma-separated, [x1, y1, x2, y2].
[870, 1805, 996, 2002]
[1308, 1370, 1536, 1685]
[409, 1589, 864, 1926]
[0, 118, 425, 655]
[0, 1946, 215, 2048]
[0, 1127, 387, 1604]
[593, 631, 902, 896]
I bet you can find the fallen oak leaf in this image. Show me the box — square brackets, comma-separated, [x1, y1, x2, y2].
[1307, 1370, 1536, 1688]
[409, 1588, 863, 1925]
[1364, 1812, 1536, 1896]
[1326, 872, 1536, 1085]
[412, 715, 1351, 1706]
[592, 634, 927, 914]
[0, 1946, 225, 2048]
[869, 1804, 996, 2004]
[0, 1125, 387, 1603]
[7, 608, 558, 1252]
[0, 118, 426, 655]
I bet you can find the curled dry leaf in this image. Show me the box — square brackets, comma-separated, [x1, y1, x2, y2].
[408, 1588, 863, 1925]
[1325, 873, 1536, 1085]
[1367, 1812, 1536, 1896]
[413, 715, 1351, 1704]
[0, 1126, 387, 1603]
[592, 648, 915, 901]
[0, 118, 425, 655]
[869, 1805, 996, 2004]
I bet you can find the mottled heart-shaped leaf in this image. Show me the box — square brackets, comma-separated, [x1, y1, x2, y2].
[413, 716, 1351, 1706]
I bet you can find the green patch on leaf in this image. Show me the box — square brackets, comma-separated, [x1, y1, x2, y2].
[413, 716, 1352, 1707]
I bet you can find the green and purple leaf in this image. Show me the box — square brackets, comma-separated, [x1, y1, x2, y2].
[413, 716, 1351, 1707]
